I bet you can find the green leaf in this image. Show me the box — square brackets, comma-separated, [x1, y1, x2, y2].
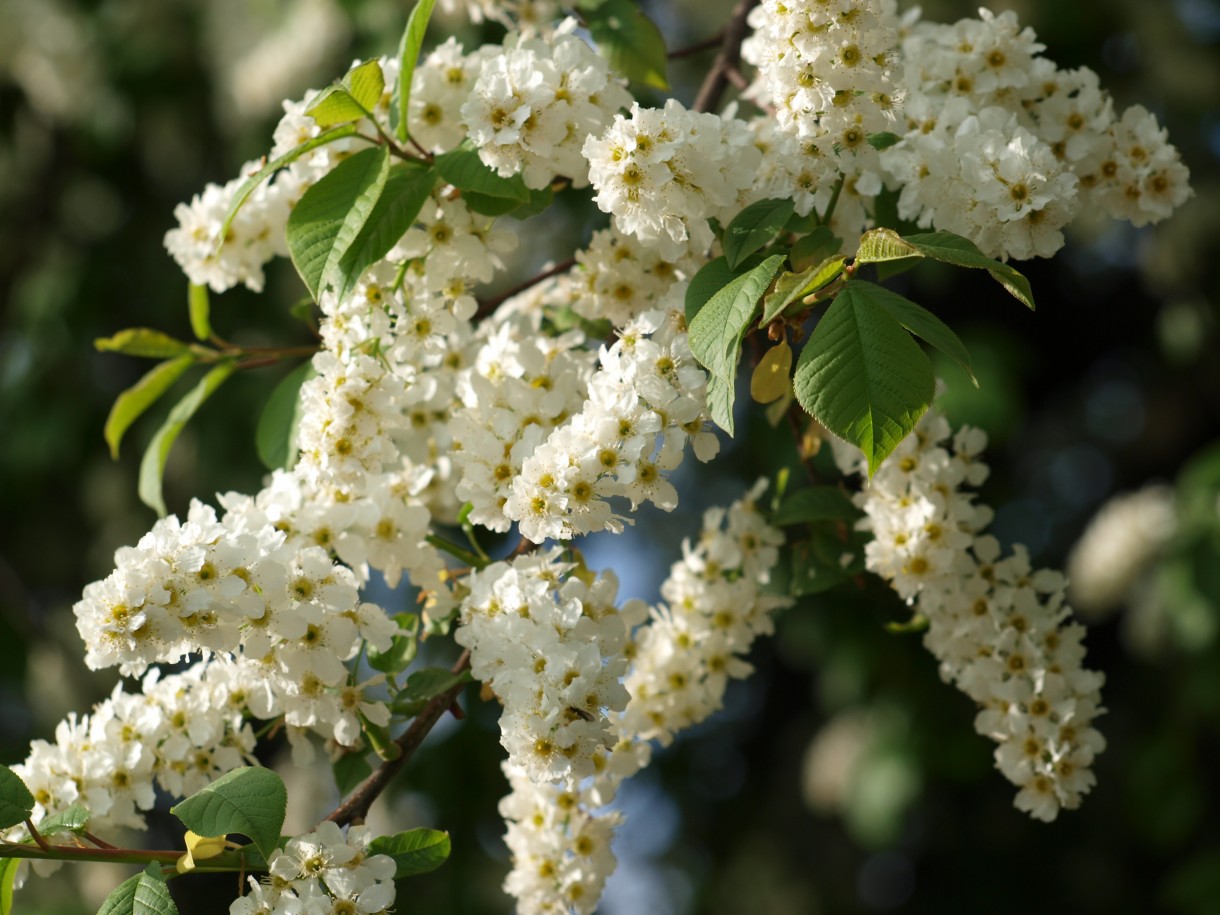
[773, 486, 860, 527]
[903, 231, 1035, 309]
[852, 281, 976, 385]
[256, 361, 316, 472]
[97, 862, 178, 915]
[390, 668, 472, 716]
[94, 328, 193, 359]
[347, 59, 386, 111]
[867, 131, 901, 151]
[104, 353, 196, 460]
[855, 228, 1035, 310]
[789, 225, 842, 272]
[368, 613, 420, 675]
[855, 227, 921, 265]
[396, 0, 440, 143]
[761, 255, 846, 325]
[368, 829, 451, 878]
[793, 279, 934, 475]
[361, 714, 402, 762]
[0, 765, 34, 830]
[306, 86, 369, 128]
[169, 767, 286, 861]
[286, 146, 391, 301]
[684, 256, 736, 325]
[688, 255, 787, 436]
[187, 284, 212, 341]
[0, 857, 17, 915]
[704, 375, 737, 439]
[138, 361, 237, 516]
[434, 142, 529, 201]
[689, 255, 786, 381]
[333, 753, 374, 796]
[723, 198, 795, 270]
[585, 0, 669, 90]
[790, 528, 867, 596]
[334, 162, 436, 303]
[460, 191, 523, 217]
[220, 125, 360, 245]
[36, 803, 91, 837]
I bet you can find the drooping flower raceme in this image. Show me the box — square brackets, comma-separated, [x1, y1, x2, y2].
[880, 9, 1192, 259]
[456, 550, 644, 785]
[495, 484, 791, 915]
[851, 410, 1107, 821]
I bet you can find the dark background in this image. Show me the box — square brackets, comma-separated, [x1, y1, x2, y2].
[1, 0, 1219, 911]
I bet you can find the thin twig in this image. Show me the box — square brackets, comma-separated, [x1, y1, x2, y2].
[508, 536, 539, 559]
[724, 65, 752, 93]
[693, 0, 761, 114]
[324, 649, 472, 828]
[83, 831, 118, 850]
[24, 820, 49, 852]
[475, 259, 576, 320]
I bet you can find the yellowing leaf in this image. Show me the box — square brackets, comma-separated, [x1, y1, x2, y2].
[750, 341, 793, 404]
[176, 831, 228, 873]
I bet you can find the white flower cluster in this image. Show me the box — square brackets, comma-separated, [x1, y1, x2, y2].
[1067, 484, 1177, 619]
[505, 304, 721, 543]
[569, 226, 702, 328]
[741, 119, 838, 221]
[496, 485, 790, 915]
[8, 661, 256, 837]
[498, 763, 621, 915]
[463, 20, 632, 189]
[408, 38, 496, 154]
[610, 480, 790, 752]
[393, 190, 518, 316]
[583, 99, 763, 261]
[233, 822, 396, 915]
[883, 9, 1192, 259]
[742, 0, 901, 164]
[452, 310, 598, 533]
[163, 62, 378, 293]
[456, 550, 642, 785]
[163, 164, 292, 293]
[73, 501, 377, 677]
[71, 501, 401, 757]
[853, 410, 1106, 821]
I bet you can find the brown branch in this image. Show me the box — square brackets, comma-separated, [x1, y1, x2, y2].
[508, 535, 539, 559]
[692, 0, 761, 114]
[724, 65, 752, 93]
[325, 649, 472, 828]
[474, 258, 577, 320]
